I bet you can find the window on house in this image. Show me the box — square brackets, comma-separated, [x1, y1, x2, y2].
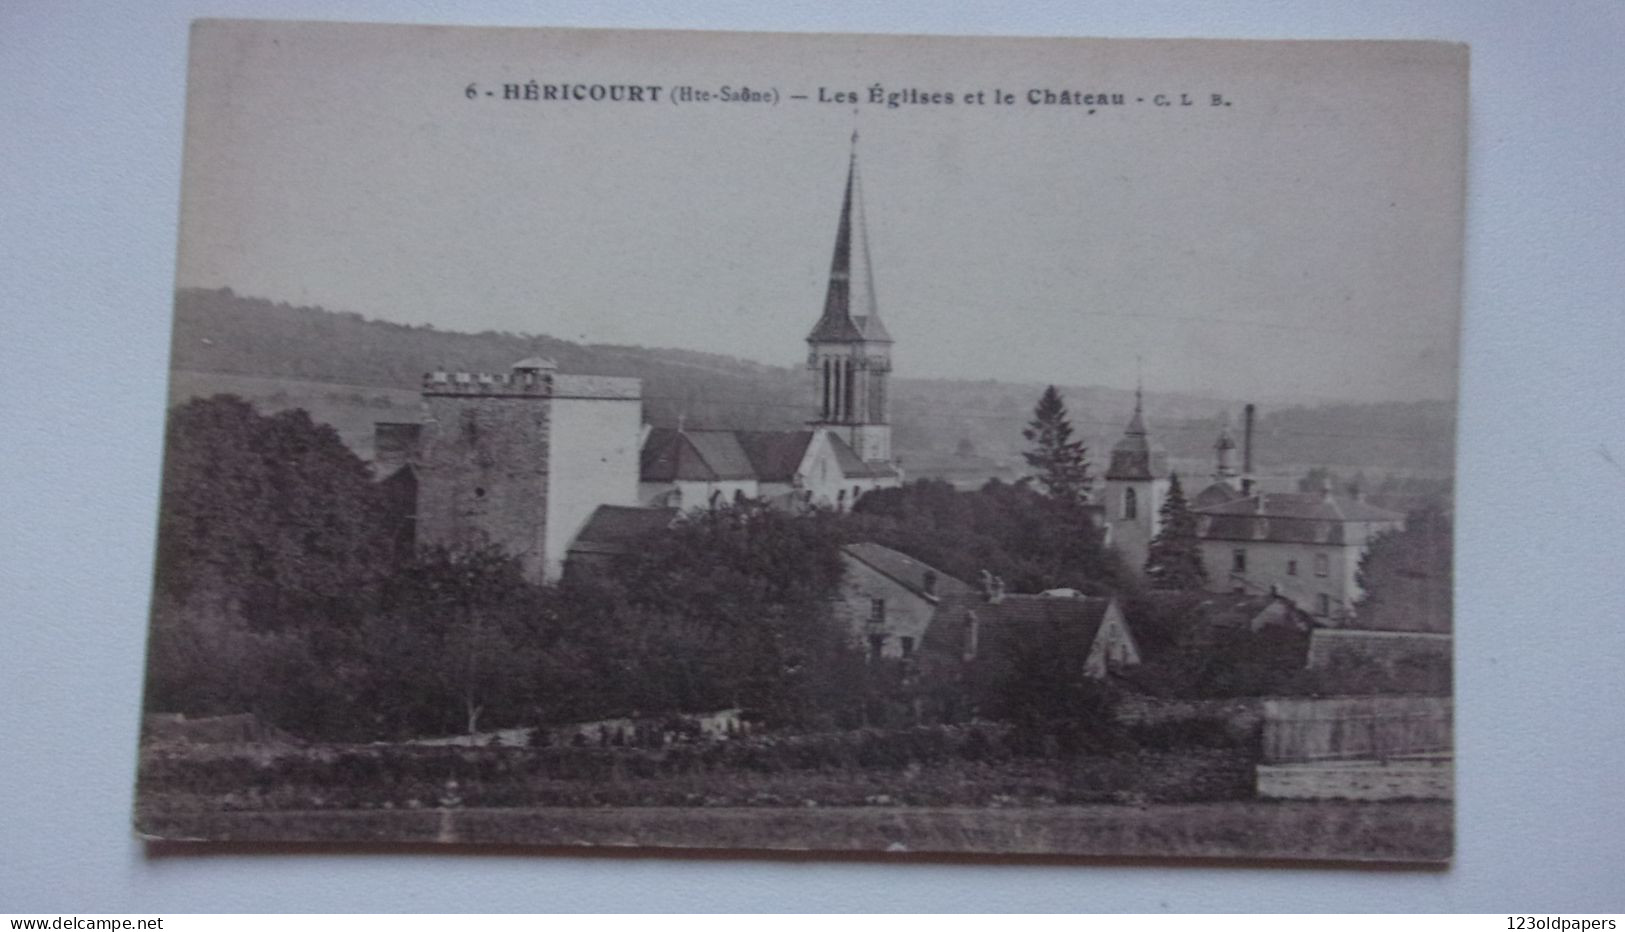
[868, 634, 885, 659]
[1232, 548, 1247, 573]
[1124, 487, 1138, 520]
[1315, 553, 1329, 577]
[1317, 593, 1331, 616]
[900, 636, 915, 658]
[1287, 559, 1298, 576]
[870, 598, 886, 624]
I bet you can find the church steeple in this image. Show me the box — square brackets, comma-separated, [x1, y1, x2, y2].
[808, 133, 891, 345]
[807, 134, 894, 465]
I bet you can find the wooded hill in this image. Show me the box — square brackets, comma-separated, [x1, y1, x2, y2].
[168, 288, 1457, 475]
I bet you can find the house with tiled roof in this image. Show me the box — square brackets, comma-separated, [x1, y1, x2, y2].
[919, 585, 1140, 720]
[1192, 483, 1405, 620]
[836, 543, 970, 662]
[564, 504, 679, 575]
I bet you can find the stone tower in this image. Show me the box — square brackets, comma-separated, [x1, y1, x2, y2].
[412, 358, 642, 582]
[1103, 386, 1170, 576]
[807, 135, 893, 465]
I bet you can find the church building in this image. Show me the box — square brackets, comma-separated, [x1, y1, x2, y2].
[636, 137, 901, 511]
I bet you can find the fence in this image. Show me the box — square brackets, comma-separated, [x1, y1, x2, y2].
[1259, 696, 1451, 763]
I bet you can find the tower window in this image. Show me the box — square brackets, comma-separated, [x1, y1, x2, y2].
[1315, 553, 1330, 577]
[1287, 559, 1298, 576]
[1123, 487, 1138, 520]
[870, 598, 886, 624]
[1317, 593, 1331, 616]
[844, 358, 855, 420]
[1232, 548, 1247, 573]
[821, 358, 832, 419]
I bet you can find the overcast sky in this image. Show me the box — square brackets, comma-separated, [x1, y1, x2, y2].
[176, 23, 1467, 403]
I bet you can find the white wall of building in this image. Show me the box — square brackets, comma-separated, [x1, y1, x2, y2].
[544, 391, 642, 580]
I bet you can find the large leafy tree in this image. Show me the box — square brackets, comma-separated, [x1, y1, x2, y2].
[596, 503, 863, 728]
[1355, 505, 1453, 633]
[357, 546, 554, 738]
[1144, 473, 1208, 590]
[154, 394, 395, 629]
[1021, 385, 1092, 506]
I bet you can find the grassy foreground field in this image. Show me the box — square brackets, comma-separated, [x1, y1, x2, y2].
[137, 800, 1451, 862]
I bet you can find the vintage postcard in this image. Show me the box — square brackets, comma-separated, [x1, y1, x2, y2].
[137, 20, 1465, 861]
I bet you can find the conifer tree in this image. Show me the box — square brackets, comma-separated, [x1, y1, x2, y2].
[1145, 472, 1208, 589]
[1022, 385, 1092, 506]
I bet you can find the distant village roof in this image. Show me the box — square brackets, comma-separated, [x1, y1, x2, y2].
[826, 432, 900, 479]
[807, 142, 891, 346]
[921, 592, 1120, 665]
[510, 356, 557, 371]
[1192, 479, 1244, 509]
[841, 543, 972, 603]
[640, 426, 895, 484]
[640, 428, 756, 482]
[1196, 492, 1405, 523]
[734, 430, 817, 483]
[1194, 492, 1405, 544]
[373, 421, 422, 471]
[568, 505, 678, 557]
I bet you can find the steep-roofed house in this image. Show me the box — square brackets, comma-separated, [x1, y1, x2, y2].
[920, 588, 1141, 720]
[564, 504, 679, 575]
[836, 543, 970, 661]
[638, 425, 898, 512]
[1193, 485, 1405, 620]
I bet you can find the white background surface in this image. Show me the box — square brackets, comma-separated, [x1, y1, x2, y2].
[3, 0, 1622, 913]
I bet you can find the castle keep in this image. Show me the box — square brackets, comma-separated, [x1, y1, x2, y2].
[377, 358, 642, 583]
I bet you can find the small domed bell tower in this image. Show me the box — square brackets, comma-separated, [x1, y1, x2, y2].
[1103, 385, 1170, 575]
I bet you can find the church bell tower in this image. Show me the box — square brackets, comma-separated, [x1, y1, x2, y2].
[1104, 385, 1171, 575]
[807, 134, 893, 465]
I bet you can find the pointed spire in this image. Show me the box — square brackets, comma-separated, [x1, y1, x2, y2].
[1107, 370, 1167, 481]
[1125, 366, 1147, 437]
[808, 135, 890, 344]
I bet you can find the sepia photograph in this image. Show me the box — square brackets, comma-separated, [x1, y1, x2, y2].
[134, 20, 1467, 862]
